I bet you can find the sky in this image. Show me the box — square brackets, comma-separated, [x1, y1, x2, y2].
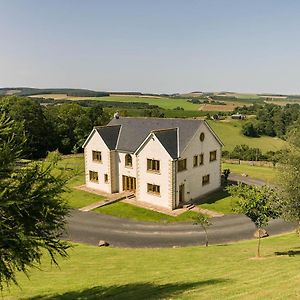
[1, 0, 300, 94]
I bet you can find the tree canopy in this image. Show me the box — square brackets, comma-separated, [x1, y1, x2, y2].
[0, 113, 70, 289]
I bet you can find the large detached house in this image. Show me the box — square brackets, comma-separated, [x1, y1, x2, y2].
[82, 117, 223, 210]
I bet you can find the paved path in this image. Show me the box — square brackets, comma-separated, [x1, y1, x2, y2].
[64, 210, 295, 248]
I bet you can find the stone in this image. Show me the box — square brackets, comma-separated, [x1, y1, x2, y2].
[254, 229, 269, 239]
[98, 240, 109, 247]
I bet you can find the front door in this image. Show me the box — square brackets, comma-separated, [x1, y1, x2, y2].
[122, 175, 136, 191]
[179, 184, 185, 205]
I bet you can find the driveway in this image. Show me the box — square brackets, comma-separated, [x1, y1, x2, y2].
[65, 209, 295, 248]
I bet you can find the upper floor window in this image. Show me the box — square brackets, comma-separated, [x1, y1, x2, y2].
[147, 183, 160, 195]
[178, 158, 187, 172]
[92, 150, 102, 162]
[193, 155, 198, 167]
[202, 174, 210, 186]
[210, 150, 217, 162]
[199, 153, 204, 165]
[147, 159, 160, 172]
[125, 154, 133, 167]
[89, 170, 99, 182]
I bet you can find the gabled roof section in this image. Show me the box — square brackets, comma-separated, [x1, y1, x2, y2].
[108, 117, 202, 154]
[153, 128, 178, 159]
[95, 125, 121, 150]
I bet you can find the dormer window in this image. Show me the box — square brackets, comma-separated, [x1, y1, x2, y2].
[125, 154, 133, 167]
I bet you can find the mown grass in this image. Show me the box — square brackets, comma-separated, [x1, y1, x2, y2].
[199, 189, 238, 214]
[223, 162, 277, 184]
[55, 156, 105, 208]
[208, 119, 286, 152]
[3, 233, 300, 299]
[94, 202, 198, 223]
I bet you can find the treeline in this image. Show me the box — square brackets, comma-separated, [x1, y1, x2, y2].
[35, 97, 160, 109]
[223, 144, 283, 166]
[0, 96, 110, 158]
[0, 88, 109, 97]
[234, 103, 300, 138]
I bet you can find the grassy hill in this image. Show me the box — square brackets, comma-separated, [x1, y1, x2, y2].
[2, 233, 299, 299]
[208, 120, 286, 152]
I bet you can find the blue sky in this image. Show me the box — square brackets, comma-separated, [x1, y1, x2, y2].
[1, 0, 300, 94]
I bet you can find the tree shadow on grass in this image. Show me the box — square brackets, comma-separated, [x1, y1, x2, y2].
[28, 279, 229, 300]
[275, 250, 300, 257]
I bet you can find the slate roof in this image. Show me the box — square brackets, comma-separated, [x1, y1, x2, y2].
[108, 117, 204, 156]
[153, 128, 178, 159]
[95, 125, 121, 150]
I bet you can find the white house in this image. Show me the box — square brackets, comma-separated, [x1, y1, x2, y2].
[82, 117, 223, 210]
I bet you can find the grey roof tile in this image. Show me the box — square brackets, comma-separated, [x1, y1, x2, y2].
[108, 117, 203, 155]
[153, 128, 178, 159]
[95, 125, 121, 150]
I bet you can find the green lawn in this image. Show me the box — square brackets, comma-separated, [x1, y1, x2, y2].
[3, 233, 300, 299]
[94, 202, 198, 223]
[223, 162, 277, 184]
[208, 120, 286, 152]
[199, 189, 237, 214]
[55, 156, 105, 208]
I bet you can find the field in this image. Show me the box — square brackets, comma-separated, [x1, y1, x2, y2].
[222, 162, 277, 184]
[208, 120, 286, 152]
[31, 94, 251, 112]
[3, 233, 300, 299]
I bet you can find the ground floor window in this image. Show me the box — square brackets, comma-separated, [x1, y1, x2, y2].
[147, 183, 160, 195]
[89, 170, 99, 182]
[202, 174, 210, 186]
[104, 174, 109, 183]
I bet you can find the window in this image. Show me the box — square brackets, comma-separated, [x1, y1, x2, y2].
[89, 171, 98, 182]
[202, 174, 210, 186]
[193, 155, 198, 167]
[92, 151, 102, 162]
[147, 159, 160, 172]
[210, 150, 217, 162]
[104, 174, 108, 183]
[200, 132, 205, 142]
[178, 159, 187, 172]
[147, 183, 160, 195]
[199, 153, 204, 165]
[125, 154, 133, 167]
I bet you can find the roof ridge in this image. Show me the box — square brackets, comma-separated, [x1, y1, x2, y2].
[151, 127, 178, 133]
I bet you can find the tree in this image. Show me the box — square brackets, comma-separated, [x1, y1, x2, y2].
[276, 122, 300, 235]
[193, 213, 212, 247]
[223, 169, 231, 184]
[242, 122, 259, 137]
[0, 113, 70, 289]
[227, 184, 279, 257]
[0, 96, 51, 158]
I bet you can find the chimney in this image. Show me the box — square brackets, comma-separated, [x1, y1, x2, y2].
[114, 111, 120, 119]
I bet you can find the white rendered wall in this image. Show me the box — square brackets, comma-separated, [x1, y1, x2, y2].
[84, 132, 112, 193]
[176, 123, 221, 205]
[136, 135, 173, 209]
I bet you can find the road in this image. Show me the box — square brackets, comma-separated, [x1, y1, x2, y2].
[65, 209, 295, 248]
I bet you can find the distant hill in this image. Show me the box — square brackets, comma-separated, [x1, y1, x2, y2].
[0, 87, 110, 97]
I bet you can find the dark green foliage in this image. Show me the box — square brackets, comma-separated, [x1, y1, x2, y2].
[236, 103, 300, 138]
[230, 144, 264, 161]
[242, 122, 259, 137]
[0, 114, 70, 289]
[222, 169, 231, 183]
[276, 123, 300, 234]
[0, 96, 51, 158]
[143, 108, 165, 118]
[0, 96, 110, 158]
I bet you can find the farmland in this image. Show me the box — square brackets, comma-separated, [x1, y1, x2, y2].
[3, 233, 300, 299]
[208, 120, 286, 152]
